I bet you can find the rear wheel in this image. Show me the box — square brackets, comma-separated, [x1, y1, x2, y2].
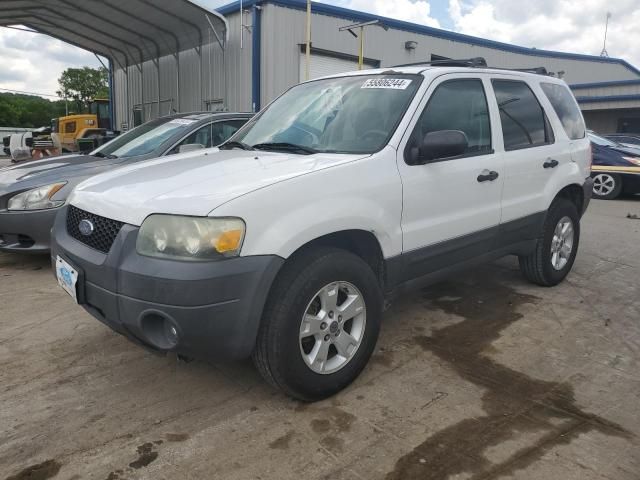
[252, 247, 382, 401]
[592, 173, 622, 200]
[519, 199, 580, 287]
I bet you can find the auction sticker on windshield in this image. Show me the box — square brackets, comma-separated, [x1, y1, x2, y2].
[56, 256, 78, 303]
[168, 119, 197, 125]
[361, 78, 412, 90]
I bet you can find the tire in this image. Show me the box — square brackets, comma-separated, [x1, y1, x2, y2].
[252, 247, 383, 401]
[518, 199, 580, 287]
[592, 172, 623, 200]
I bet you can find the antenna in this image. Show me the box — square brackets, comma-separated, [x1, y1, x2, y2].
[600, 12, 611, 57]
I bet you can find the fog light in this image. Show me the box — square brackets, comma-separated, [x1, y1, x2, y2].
[140, 312, 180, 350]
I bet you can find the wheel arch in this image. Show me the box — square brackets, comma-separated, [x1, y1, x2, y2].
[553, 183, 585, 216]
[282, 229, 386, 288]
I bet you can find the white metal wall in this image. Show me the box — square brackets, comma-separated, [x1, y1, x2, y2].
[112, 2, 640, 129]
[298, 52, 372, 81]
[112, 10, 253, 130]
[571, 83, 640, 98]
[259, 3, 639, 106]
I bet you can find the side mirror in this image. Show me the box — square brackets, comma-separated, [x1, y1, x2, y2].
[178, 143, 205, 154]
[409, 130, 468, 164]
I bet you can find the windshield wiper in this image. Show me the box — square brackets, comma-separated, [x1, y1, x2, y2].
[252, 142, 317, 155]
[93, 152, 118, 159]
[219, 141, 253, 151]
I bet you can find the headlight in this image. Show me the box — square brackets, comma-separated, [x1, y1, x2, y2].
[622, 156, 640, 166]
[7, 182, 67, 211]
[136, 215, 245, 260]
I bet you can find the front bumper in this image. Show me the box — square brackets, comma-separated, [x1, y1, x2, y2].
[51, 206, 284, 361]
[0, 207, 61, 253]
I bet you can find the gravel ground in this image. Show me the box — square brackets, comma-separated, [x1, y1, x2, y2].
[1, 195, 639, 480]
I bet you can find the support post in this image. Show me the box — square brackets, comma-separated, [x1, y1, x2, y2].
[305, 0, 311, 80]
[206, 14, 228, 111]
[155, 58, 161, 117]
[125, 61, 130, 129]
[251, 5, 261, 112]
[107, 58, 115, 130]
[174, 52, 180, 113]
[197, 46, 203, 111]
[358, 26, 364, 70]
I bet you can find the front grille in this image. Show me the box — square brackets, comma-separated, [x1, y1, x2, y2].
[66, 205, 123, 254]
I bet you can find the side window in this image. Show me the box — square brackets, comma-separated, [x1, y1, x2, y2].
[168, 124, 212, 155]
[406, 79, 492, 163]
[540, 83, 585, 140]
[492, 80, 554, 150]
[211, 120, 247, 146]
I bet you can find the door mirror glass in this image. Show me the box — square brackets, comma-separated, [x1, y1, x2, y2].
[178, 143, 205, 154]
[411, 130, 468, 164]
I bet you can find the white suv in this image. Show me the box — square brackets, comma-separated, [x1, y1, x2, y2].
[52, 62, 593, 401]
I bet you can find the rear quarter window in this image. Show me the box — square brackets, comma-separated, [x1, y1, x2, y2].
[540, 83, 586, 140]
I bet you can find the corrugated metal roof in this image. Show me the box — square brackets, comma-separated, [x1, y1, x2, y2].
[576, 94, 640, 104]
[570, 79, 640, 89]
[0, 0, 227, 68]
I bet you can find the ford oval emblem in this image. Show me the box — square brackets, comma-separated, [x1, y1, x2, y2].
[78, 219, 95, 236]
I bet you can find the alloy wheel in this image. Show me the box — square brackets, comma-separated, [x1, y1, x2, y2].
[550, 216, 575, 271]
[299, 281, 366, 374]
[593, 173, 616, 196]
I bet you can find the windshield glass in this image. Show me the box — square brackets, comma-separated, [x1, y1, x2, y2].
[588, 132, 619, 147]
[92, 117, 200, 158]
[233, 74, 422, 154]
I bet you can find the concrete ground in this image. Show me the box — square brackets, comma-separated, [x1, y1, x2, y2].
[1, 196, 639, 480]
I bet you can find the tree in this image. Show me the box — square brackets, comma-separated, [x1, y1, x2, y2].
[56, 66, 109, 111]
[0, 93, 66, 128]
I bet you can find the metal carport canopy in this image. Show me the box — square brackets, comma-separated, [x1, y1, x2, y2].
[0, 0, 228, 69]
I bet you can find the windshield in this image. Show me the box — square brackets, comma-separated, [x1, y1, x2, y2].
[588, 132, 619, 147]
[233, 74, 422, 154]
[92, 117, 200, 158]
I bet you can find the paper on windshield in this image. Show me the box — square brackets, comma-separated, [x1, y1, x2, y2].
[361, 78, 412, 90]
[168, 119, 197, 125]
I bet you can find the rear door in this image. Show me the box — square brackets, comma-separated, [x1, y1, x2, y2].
[396, 73, 504, 280]
[488, 76, 564, 225]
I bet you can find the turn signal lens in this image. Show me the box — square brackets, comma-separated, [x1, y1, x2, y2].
[214, 229, 243, 253]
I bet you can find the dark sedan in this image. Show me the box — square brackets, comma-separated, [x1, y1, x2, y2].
[589, 132, 640, 200]
[604, 133, 640, 149]
[0, 112, 252, 253]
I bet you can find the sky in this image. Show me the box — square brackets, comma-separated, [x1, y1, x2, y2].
[1, 0, 639, 99]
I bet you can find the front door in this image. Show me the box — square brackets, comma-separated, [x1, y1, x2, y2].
[396, 74, 504, 281]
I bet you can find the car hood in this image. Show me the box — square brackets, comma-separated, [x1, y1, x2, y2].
[69, 148, 369, 226]
[611, 145, 640, 157]
[0, 154, 124, 192]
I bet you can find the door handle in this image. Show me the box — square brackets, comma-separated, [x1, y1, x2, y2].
[477, 170, 499, 182]
[543, 159, 559, 169]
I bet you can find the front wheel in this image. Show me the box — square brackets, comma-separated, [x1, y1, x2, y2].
[592, 172, 622, 200]
[519, 199, 580, 287]
[252, 247, 382, 401]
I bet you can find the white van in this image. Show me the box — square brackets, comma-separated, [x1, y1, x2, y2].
[52, 60, 593, 401]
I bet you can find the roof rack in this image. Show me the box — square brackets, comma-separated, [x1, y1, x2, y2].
[507, 67, 552, 76]
[391, 57, 555, 76]
[392, 57, 488, 68]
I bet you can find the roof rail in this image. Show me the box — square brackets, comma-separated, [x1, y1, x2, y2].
[505, 67, 553, 76]
[392, 57, 488, 68]
[391, 58, 555, 76]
